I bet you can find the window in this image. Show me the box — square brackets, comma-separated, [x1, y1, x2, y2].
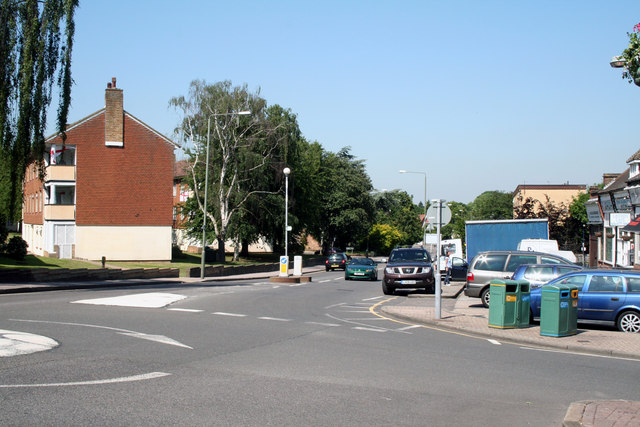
[506, 255, 538, 271]
[587, 275, 623, 292]
[474, 254, 508, 271]
[605, 227, 613, 262]
[558, 274, 587, 290]
[541, 256, 563, 264]
[524, 266, 554, 282]
[627, 277, 640, 292]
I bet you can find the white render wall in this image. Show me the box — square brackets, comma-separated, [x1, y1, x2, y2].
[76, 226, 172, 261]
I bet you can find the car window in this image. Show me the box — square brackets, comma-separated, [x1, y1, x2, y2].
[557, 274, 587, 289]
[557, 266, 578, 275]
[540, 256, 563, 265]
[586, 275, 623, 293]
[506, 255, 538, 272]
[389, 250, 429, 262]
[523, 266, 554, 282]
[452, 257, 465, 267]
[627, 277, 640, 292]
[474, 254, 508, 271]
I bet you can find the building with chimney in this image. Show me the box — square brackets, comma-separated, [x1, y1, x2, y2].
[22, 78, 175, 261]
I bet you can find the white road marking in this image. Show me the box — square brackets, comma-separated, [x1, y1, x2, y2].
[519, 346, 640, 362]
[11, 319, 191, 349]
[0, 329, 59, 357]
[167, 308, 203, 313]
[395, 325, 421, 331]
[213, 312, 247, 317]
[118, 332, 192, 349]
[324, 303, 346, 309]
[305, 322, 340, 327]
[333, 278, 342, 281]
[362, 296, 385, 301]
[319, 280, 331, 283]
[353, 327, 386, 333]
[258, 317, 291, 322]
[0, 372, 171, 388]
[488, 339, 501, 345]
[72, 292, 186, 308]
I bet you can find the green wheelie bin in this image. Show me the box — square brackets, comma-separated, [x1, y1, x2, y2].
[540, 283, 578, 337]
[488, 280, 530, 329]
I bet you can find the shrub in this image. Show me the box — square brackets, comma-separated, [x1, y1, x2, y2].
[5, 236, 28, 260]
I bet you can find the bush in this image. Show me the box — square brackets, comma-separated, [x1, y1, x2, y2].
[5, 236, 28, 260]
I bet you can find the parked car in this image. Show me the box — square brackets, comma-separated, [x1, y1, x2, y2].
[345, 258, 378, 281]
[382, 247, 435, 295]
[325, 253, 349, 271]
[529, 269, 640, 333]
[511, 263, 583, 289]
[465, 250, 575, 308]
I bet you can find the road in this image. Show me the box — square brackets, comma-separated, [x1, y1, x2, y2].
[0, 269, 638, 426]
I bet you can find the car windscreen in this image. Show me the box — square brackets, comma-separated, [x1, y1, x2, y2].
[351, 258, 374, 265]
[390, 250, 429, 262]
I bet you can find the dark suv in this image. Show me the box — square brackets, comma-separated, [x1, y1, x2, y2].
[382, 247, 435, 295]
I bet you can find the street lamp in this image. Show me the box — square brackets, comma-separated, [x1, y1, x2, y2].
[610, 56, 627, 68]
[399, 170, 427, 246]
[283, 167, 291, 260]
[200, 110, 251, 279]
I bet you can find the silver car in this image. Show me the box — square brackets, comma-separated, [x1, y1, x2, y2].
[464, 250, 575, 307]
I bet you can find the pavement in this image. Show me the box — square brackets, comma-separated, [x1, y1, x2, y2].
[1, 267, 639, 425]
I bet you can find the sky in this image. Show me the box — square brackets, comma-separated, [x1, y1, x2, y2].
[49, 0, 640, 204]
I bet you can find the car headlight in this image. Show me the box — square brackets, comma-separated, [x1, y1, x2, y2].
[420, 267, 431, 274]
[385, 267, 394, 274]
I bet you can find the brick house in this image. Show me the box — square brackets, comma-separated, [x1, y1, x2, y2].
[22, 78, 175, 261]
[512, 184, 586, 215]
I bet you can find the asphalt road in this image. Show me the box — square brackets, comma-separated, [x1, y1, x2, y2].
[0, 269, 639, 426]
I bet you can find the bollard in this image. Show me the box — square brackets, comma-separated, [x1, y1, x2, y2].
[101, 256, 106, 268]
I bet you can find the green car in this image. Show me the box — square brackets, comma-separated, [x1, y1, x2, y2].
[345, 258, 378, 281]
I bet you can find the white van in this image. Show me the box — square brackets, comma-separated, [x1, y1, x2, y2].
[517, 239, 576, 263]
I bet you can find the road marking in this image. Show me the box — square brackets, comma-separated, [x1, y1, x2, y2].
[324, 302, 346, 309]
[395, 325, 422, 332]
[11, 319, 191, 349]
[353, 327, 386, 333]
[258, 317, 291, 322]
[0, 329, 59, 357]
[72, 292, 186, 308]
[333, 278, 342, 281]
[319, 280, 331, 283]
[213, 312, 247, 317]
[0, 372, 171, 388]
[305, 322, 340, 327]
[519, 346, 640, 362]
[488, 339, 501, 345]
[167, 308, 203, 313]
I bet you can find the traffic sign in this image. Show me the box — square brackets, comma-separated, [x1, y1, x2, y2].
[426, 203, 452, 227]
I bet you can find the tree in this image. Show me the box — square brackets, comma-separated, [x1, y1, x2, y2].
[316, 147, 375, 252]
[171, 80, 278, 262]
[441, 201, 469, 241]
[469, 191, 513, 220]
[614, 23, 640, 87]
[0, 0, 78, 224]
[368, 223, 403, 255]
[371, 189, 422, 248]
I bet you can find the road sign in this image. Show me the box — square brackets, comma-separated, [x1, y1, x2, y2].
[426, 204, 452, 227]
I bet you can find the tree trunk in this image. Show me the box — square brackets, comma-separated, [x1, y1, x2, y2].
[233, 240, 240, 262]
[217, 237, 226, 263]
[241, 240, 249, 257]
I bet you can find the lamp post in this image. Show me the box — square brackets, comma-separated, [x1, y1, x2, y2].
[399, 170, 427, 245]
[200, 110, 251, 279]
[283, 167, 291, 259]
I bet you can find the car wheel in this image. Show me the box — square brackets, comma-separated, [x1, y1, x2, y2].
[382, 282, 395, 295]
[481, 287, 490, 308]
[325, 267, 330, 272]
[617, 310, 640, 333]
[345, 276, 350, 280]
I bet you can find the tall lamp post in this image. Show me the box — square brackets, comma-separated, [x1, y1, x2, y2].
[399, 170, 427, 245]
[283, 167, 291, 259]
[200, 110, 251, 279]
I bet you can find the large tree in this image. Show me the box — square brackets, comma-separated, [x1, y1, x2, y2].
[613, 23, 640, 87]
[0, 0, 78, 224]
[469, 191, 513, 220]
[171, 80, 278, 262]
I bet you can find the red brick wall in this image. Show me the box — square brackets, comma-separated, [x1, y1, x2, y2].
[22, 164, 44, 225]
[49, 112, 174, 226]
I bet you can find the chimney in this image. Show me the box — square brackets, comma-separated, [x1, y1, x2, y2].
[105, 77, 123, 147]
[602, 173, 618, 187]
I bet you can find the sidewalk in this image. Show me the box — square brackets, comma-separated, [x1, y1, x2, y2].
[379, 281, 640, 427]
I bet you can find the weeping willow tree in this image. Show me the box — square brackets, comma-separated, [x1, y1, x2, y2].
[0, 0, 78, 225]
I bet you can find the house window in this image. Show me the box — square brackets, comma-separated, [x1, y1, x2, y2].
[631, 162, 640, 179]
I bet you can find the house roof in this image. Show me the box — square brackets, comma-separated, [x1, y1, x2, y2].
[627, 148, 640, 163]
[513, 184, 585, 194]
[174, 160, 189, 178]
[600, 169, 630, 193]
[45, 108, 175, 147]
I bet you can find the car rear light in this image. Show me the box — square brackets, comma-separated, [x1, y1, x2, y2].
[325, 260, 329, 264]
[341, 259, 345, 264]
[467, 272, 474, 281]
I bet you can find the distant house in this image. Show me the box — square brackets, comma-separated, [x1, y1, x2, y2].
[22, 78, 175, 261]
[512, 184, 586, 215]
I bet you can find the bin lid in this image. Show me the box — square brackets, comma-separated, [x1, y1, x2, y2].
[541, 283, 569, 292]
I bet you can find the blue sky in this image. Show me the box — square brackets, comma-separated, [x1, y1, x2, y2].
[53, 0, 640, 204]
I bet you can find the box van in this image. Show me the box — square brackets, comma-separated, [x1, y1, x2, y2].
[517, 239, 577, 263]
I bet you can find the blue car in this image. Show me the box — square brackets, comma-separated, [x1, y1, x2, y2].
[511, 263, 583, 289]
[529, 269, 640, 333]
